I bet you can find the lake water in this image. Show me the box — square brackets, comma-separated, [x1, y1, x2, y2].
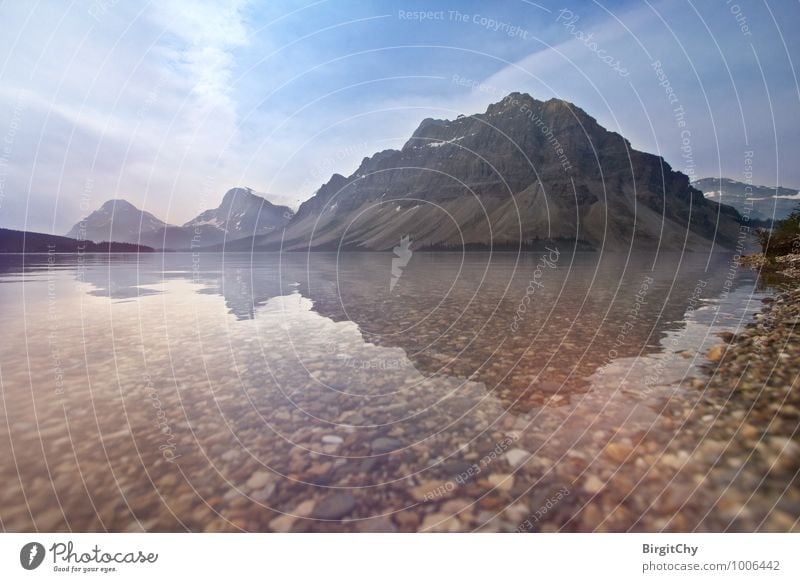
[0, 251, 774, 531]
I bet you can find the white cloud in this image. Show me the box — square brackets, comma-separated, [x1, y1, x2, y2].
[150, 0, 250, 115]
[0, 0, 255, 231]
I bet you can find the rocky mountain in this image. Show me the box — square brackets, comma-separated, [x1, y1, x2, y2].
[65, 199, 167, 244]
[176, 187, 293, 249]
[67, 188, 293, 249]
[240, 92, 741, 252]
[693, 177, 799, 222]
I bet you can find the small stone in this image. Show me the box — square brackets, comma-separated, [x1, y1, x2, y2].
[476, 510, 500, 528]
[394, 511, 421, 529]
[706, 344, 726, 362]
[411, 480, 452, 502]
[159, 473, 178, 487]
[504, 503, 529, 523]
[221, 449, 240, 462]
[359, 517, 397, 532]
[251, 483, 276, 502]
[269, 514, 296, 532]
[740, 424, 759, 439]
[306, 462, 332, 478]
[477, 495, 506, 511]
[487, 473, 514, 492]
[420, 512, 462, 532]
[659, 453, 682, 469]
[656, 487, 694, 514]
[770, 510, 797, 531]
[441, 498, 472, 514]
[767, 437, 800, 471]
[288, 457, 308, 473]
[313, 493, 356, 520]
[294, 499, 316, 517]
[611, 475, 636, 496]
[347, 413, 365, 425]
[245, 470, 272, 490]
[582, 503, 603, 527]
[203, 520, 228, 533]
[583, 475, 605, 494]
[371, 437, 402, 454]
[605, 442, 634, 463]
[515, 415, 531, 428]
[322, 435, 343, 445]
[505, 448, 529, 467]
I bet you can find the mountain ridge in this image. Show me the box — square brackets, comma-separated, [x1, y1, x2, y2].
[231, 92, 741, 252]
[692, 177, 799, 222]
[65, 199, 167, 243]
[66, 188, 294, 249]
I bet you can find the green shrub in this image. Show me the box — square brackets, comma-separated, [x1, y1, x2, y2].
[758, 207, 800, 256]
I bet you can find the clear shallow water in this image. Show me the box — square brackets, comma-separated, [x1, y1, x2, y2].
[0, 251, 772, 531]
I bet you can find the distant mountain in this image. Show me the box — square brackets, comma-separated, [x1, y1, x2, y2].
[692, 178, 799, 222]
[0, 228, 154, 253]
[175, 187, 294, 249]
[232, 92, 740, 252]
[66, 188, 294, 250]
[65, 199, 167, 244]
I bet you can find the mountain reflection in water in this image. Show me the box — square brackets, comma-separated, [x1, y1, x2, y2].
[0, 251, 777, 532]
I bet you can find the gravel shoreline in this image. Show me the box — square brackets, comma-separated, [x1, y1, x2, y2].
[663, 253, 800, 531]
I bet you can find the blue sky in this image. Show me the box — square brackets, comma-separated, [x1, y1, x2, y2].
[0, 0, 798, 232]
